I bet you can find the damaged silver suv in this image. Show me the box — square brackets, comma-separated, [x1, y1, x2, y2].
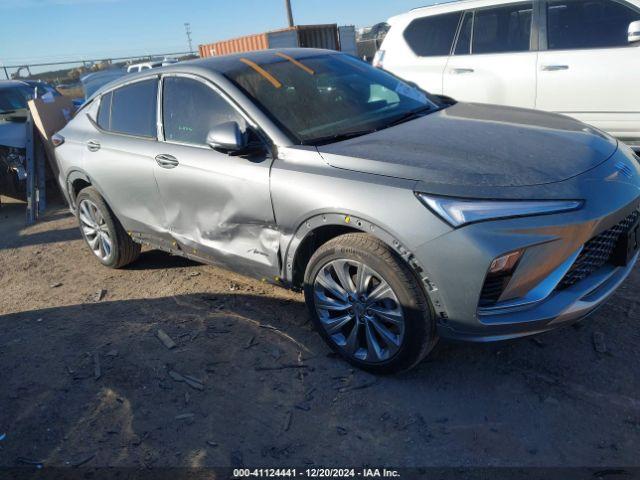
[54, 49, 640, 373]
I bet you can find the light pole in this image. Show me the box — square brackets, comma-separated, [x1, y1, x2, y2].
[285, 0, 294, 27]
[184, 23, 194, 54]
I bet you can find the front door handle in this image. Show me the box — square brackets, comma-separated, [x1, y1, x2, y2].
[449, 68, 475, 75]
[87, 140, 101, 152]
[541, 65, 569, 71]
[155, 154, 179, 169]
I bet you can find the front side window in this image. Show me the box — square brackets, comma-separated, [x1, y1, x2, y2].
[224, 53, 439, 145]
[547, 0, 640, 50]
[403, 12, 463, 57]
[108, 79, 158, 137]
[472, 3, 533, 54]
[454, 11, 474, 55]
[162, 77, 244, 145]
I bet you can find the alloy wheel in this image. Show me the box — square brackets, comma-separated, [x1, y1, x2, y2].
[78, 199, 113, 261]
[313, 259, 406, 363]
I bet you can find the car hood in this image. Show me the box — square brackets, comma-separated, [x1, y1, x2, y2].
[0, 111, 28, 149]
[316, 103, 618, 188]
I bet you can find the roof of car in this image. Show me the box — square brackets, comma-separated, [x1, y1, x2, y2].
[87, 48, 340, 102]
[389, 0, 525, 23]
[0, 80, 29, 91]
[184, 48, 338, 73]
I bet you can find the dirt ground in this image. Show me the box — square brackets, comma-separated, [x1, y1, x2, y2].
[1, 194, 640, 470]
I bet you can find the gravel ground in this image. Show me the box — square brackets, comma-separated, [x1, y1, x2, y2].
[1, 195, 640, 469]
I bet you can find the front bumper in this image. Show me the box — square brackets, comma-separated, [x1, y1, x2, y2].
[411, 148, 640, 342]
[440, 251, 638, 341]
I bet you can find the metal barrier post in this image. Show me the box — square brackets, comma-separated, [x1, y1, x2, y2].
[25, 113, 37, 225]
[36, 137, 47, 214]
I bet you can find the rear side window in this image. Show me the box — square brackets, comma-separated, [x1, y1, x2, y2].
[404, 12, 463, 57]
[473, 3, 533, 54]
[97, 92, 111, 130]
[108, 79, 158, 137]
[162, 76, 244, 145]
[547, 0, 640, 50]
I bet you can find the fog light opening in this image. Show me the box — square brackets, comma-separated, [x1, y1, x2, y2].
[489, 250, 523, 275]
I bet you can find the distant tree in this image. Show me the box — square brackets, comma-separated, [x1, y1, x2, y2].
[69, 67, 87, 81]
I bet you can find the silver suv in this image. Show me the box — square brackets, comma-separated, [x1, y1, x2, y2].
[54, 49, 640, 373]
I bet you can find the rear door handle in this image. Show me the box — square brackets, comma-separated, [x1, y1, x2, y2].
[449, 68, 474, 75]
[541, 65, 569, 71]
[87, 140, 101, 152]
[155, 154, 179, 169]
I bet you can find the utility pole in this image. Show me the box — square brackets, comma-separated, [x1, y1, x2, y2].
[184, 22, 194, 54]
[285, 0, 294, 27]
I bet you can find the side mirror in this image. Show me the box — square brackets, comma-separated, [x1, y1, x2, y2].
[629, 20, 640, 43]
[206, 121, 248, 153]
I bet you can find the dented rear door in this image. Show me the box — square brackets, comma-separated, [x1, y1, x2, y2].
[153, 74, 280, 280]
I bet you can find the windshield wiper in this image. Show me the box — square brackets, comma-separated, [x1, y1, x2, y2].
[386, 105, 434, 128]
[305, 105, 436, 146]
[307, 129, 378, 146]
[0, 109, 17, 115]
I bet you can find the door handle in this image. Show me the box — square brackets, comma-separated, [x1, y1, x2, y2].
[155, 154, 179, 169]
[87, 140, 101, 152]
[541, 65, 569, 71]
[449, 68, 475, 75]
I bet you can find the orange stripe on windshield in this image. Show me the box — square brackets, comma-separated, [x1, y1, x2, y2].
[239, 58, 282, 88]
[275, 52, 315, 75]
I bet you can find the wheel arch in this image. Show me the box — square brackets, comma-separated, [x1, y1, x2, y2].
[284, 213, 443, 315]
[66, 170, 93, 210]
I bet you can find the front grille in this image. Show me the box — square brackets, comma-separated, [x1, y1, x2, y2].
[558, 210, 639, 289]
[479, 271, 512, 308]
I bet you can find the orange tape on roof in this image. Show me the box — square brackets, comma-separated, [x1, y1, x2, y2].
[275, 52, 315, 75]
[239, 58, 282, 88]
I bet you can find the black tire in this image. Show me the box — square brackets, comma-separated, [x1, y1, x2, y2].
[304, 233, 438, 374]
[76, 186, 141, 268]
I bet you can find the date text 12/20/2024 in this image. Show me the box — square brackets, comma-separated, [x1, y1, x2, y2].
[233, 469, 401, 478]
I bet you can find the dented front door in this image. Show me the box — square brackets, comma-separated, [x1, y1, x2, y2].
[153, 75, 280, 280]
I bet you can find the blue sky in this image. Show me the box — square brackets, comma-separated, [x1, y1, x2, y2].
[0, 0, 441, 67]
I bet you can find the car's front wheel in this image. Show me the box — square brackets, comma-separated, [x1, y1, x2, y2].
[304, 233, 438, 374]
[76, 187, 141, 268]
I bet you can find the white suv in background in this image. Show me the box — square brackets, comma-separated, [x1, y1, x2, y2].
[376, 0, 640, 151]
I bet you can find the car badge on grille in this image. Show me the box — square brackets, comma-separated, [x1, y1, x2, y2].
[615, 162, 634, 179]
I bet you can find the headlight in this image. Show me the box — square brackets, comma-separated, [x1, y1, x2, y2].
[417, 194, 583, 227]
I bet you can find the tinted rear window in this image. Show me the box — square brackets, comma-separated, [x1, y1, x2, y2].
[473, 3, 533, 54]
[404, 12, 463, 57]
[97, 92, 111, 130]
[109, 79, 158, 137]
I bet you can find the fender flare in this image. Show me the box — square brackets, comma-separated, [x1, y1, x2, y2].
[65, 169, 92, 206]
[283, 212, 447, 318]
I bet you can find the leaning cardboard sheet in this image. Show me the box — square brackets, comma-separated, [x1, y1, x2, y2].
[28, 94, 75, 180]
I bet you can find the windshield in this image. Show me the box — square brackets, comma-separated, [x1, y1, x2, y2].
[224, 53, 439, 145]
[0, 86, 32, 113]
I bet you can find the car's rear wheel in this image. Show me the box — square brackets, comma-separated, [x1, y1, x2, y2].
[76, 187, 141, 268]
[304, 233, 438, 374]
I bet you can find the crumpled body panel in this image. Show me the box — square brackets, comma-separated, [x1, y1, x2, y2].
[152, 141, 281, 280]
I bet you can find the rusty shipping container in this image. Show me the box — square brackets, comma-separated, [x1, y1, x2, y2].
[199, 24, 355, 58]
